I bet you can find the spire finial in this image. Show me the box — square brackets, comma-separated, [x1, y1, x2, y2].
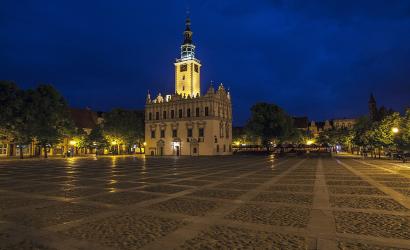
[183, 10, 193, 45]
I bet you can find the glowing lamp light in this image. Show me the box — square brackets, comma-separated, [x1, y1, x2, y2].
[306, 140, 315, 145]
[392, 127, 399, 134]
[234, 141, 240, 146]
[111, 141, 117, 145]
[69, 140, 77, 146]
[143, 142, 147, 146]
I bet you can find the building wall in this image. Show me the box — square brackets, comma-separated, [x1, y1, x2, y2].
[145, 86, 232, 156]
[333, 119, 356, 129]
[174, 59, 201, 97]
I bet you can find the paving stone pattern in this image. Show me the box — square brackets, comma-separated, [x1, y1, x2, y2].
[0, 155, 409, 249]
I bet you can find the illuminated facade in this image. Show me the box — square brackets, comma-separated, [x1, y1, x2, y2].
[144, 16, 232, 156]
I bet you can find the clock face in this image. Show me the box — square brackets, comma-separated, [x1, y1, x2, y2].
[180, 64, 187, 72]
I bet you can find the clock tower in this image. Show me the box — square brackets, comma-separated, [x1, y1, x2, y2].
[174, 16, 201, 97]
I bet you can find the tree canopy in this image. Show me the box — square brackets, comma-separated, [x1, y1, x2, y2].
[245, 103, 296, 148]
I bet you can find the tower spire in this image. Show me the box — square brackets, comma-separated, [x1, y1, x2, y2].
[183, 12, 193, 45]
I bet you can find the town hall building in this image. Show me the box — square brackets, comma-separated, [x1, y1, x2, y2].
[144, 16, 232, 156]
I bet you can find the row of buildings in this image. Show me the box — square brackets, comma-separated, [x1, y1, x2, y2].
[292, 117, 356, 137]
[0, 108, 102, 158]
[292, 93, 385, 137]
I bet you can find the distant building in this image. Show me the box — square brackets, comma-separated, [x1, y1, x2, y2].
[333, 118, 356, 129]
[369, 93, 378, 121]
[144, 16, 232, 156]
[293, 117, 309, 131]
[69, 107, 101, 134]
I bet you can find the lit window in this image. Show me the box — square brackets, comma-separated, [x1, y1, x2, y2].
[0, 144, 7, 155]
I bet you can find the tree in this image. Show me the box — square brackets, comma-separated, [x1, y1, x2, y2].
[352, 116, 372, 154]
[103, 109, 144, 154]
[0, 81, 36, 158]
[245, 103, 296, 150]
[372, 112, 401, 157]
[0, 81, 21, 139]
[397, 109, 410, 152]
[318, 128, 353, 150]
[85, 126, 108, 155]
[30, 85, 74, 158]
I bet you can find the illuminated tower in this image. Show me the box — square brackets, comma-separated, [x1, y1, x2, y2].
[174, 16, 201, 97]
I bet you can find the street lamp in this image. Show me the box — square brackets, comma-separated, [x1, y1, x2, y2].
[392, 127, 399, 134]
[306, 139, 315, 145]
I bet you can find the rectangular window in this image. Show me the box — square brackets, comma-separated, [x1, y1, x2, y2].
[151, 130, 155, 139]
[180, 64, 187, 72]
[194, 64, 199, 73]
[179, 109, 183, 118]
[163, 111, 167, 119]
[205, 107, 209, 116]
[149, 112, 152, 120]
[172, 129, 177, 138]
[0, 144, 7, 155]
[171, 110, 175, 119]
[187, 108, 191, 117]
[196, 107, 200, 117]
[198, 128, 204, 137]
[187, 128, 193, 137]
[155, 112, 159, 120]
[160, 130, 165, 138]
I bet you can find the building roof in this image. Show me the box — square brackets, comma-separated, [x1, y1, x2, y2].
[69, 108, 98, 130]
[292, 117, 309, 129]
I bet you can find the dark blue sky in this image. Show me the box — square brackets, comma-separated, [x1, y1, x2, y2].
[1, 0, 409, 125]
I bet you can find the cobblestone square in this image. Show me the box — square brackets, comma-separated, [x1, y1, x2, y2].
[0, 155, 410, 249]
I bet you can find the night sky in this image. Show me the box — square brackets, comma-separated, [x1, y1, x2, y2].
[1, 1, 409, 125]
